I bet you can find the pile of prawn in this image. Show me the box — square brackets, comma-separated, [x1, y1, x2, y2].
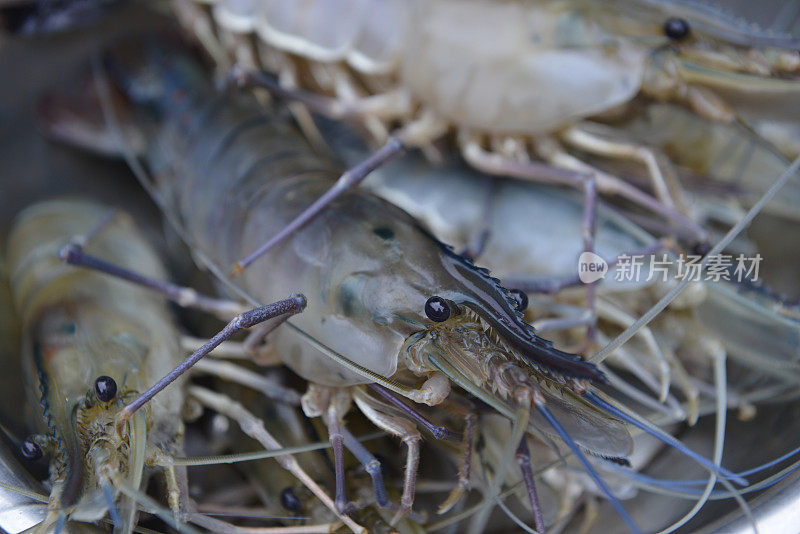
[1, 1, 800, 533]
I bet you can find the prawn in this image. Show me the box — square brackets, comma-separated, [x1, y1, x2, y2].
[87, 42, 753, 533]
[171, 0, 800, 273]
[4, 198, 312, 533]
[339, 136, 800, 530]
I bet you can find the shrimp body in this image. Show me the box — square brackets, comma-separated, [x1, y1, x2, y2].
[182, 0, 800, 132]
[108, 46, 638, 465]
[157, 93, 417, 385]
[399, 0, 647, 134]
[166, 0, 799, 263]
[135, 54, 601, 386]
[603, 102, 800, 221]
[333, 130, 800, 517]
[337, 136, 800, 373]
[6, 199, 185, 531]
[100, 44, 769, 530]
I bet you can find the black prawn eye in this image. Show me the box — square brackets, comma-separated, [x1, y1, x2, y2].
[94, 375, 117, 402]
[663, 17, 690, 40]
[509, 289, 529, 312]
[424, 296, 454, 322]
[280, 487, 302, 512]
[21, 436, 42, 460]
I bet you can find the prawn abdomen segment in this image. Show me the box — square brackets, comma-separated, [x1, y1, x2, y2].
[402, 0, 647, 134]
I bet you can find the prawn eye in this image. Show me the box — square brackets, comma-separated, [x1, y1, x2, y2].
[21, 436, 42, 460]
[663, 17, 690, 40]
[509, 289, 529, 312]
[94, 376, 117, 402]
[280, 487, 302, 512]
[424, 296, 453, 322]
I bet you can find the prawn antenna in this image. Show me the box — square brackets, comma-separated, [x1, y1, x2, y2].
[583, 392, 747, 486]
[101, 482, 122, 528]
[536, 401, 642, 534]
[60, 242, 244, 319]
[116, 296, 306, 433]
[231, 136, 405, 276]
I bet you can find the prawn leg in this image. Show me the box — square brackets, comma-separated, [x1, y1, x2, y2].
[535, 136, 709, 244]
[242, 323, 282, 364]
[516, 438, 546, 534]
[263, 52, 332, 153]
[368, 384, 476, 514]
[561, 124, 684, 213]
[226, 67, 411, 122]
[190, 358, 301, 406]
[458, 175, 495, 261]
[304, 61, 390, 144]
[67, 207, 118, 247]
[340, 426, 390, 509]
[438, 410, 478, 515]
[155, 451, 189, 523]
[187, 386, 366, 534]
[181, 330, 281, 366]
[368, 384, 460, 442]
[582, 174, 598, 344]
[183, 326, 283, 366]
[352, 389, 422, 525]
[533, 312, 595, 335]
[327, 403, 349, 514]
[189, 512, 343, 533]
[300, 385, 353, 514]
